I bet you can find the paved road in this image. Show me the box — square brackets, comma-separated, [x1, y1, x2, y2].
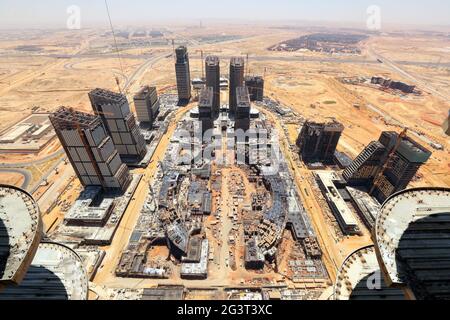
[0, 150, 66, 193]
[217, 169, 233, 284]
[123, 52, 170, 92]
[368, 47, 450, 102]
[0, 168, 31, 190]
[36, 163, 74, 213]
[93, 105, 194, 287]
[0, 149, 64, 168]
[5, 51, 450, 69]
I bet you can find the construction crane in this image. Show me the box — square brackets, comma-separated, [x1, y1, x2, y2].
[369, 128, 408, 195]
[201, 50, 205, 79]
[171, 39, 175, 60]
[104, 0, 126, 83]
[115, 76, 122, 94]
[246, 53, 249, 75]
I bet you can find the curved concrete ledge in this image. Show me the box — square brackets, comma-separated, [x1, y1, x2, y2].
[0, 184, 42, 285]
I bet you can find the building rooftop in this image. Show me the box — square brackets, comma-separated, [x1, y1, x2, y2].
[175, 46, 189, 63]
[245, 238, 265, 264]
[334, 151, 353, 168]
[175, 46, 187, 54]
[236, 87, 251, 108]
[181, 239, 209, 278]
[65, 186, 115, 224]
[187, 181, 211, 215]
[141, 286, 185, 300]
[397, 136, 432, 163]
[89, 88, 127, 104]
[315, 171, 359, 231]
[0, 242, 88, 300]
[158, 170, 182, 208]
[374, 188, 450, 300]
[334, 246, 405, 300]
[167, 221, 189, 254]
[183, 237, 203, 263]
[347, 187, 380, 229]
[134, 86, 157, 100]
[230, 57, 245, 67]
[49, 106, 100, 131]
[199, 87, 214, 108]
[263, 175, 287, 230]
[205, 55, 219, 66]
[303, 120, 344, 133]
[0, 124, 33, 143]
[286, 190, 312, 240]
[245, 75, 264, 82]
[0, 185, 41, 285]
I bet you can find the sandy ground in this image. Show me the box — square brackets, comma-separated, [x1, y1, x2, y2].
[1, 24, 449, 293]
[0, 172, 24, 187]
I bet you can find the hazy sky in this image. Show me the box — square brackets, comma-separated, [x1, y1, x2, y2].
[0, 0, 449, 29]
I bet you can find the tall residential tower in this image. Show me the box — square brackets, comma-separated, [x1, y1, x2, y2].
[49, 107, 131, 192]
[89, 88, 146, 163]
[198, 87, 214, 135]
[133, 86, 160, 129]
[344, 131, 432, 203]
[229, 57, 245, 114]
[372, 132, 432, 203]
[297, 121, 344, 164]
[205, 56, 220, 114]
[175, 46, 192, 102]
[245, 75, 264, 102]
[234, 86, 251, 133]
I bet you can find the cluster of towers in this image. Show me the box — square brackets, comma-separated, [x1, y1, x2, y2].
[50, 45, 265, 196]
[343, 131, 431, 203]
[174, 46, 264, 124]
[297, 120, 432, 204]
[50, 88, 150, 194]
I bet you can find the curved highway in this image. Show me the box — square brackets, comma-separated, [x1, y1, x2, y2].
[367, 46, 450, 101]
[0, 168, 31, 190]
[0, 150, 65, 168]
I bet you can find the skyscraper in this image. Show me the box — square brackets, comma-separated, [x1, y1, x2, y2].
[198, 87, 214, 135]
[245, 75, 264, 102]
[343, 141, 386, 186]
[229, 57, 245, 114]
[175, 46, 192, 103]
[344, 131, 432, 204]
[133, 86, 160, 129]
[205, 56, 220, 114]
[49, 107, 131, 192]
[297, 121, 344, 164]
[89, 88, 146, 163]
[234, 86, 251, 132]
[371, 132, 432, 204]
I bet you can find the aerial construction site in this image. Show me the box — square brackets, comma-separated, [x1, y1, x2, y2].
[1, 2, 450, 302]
